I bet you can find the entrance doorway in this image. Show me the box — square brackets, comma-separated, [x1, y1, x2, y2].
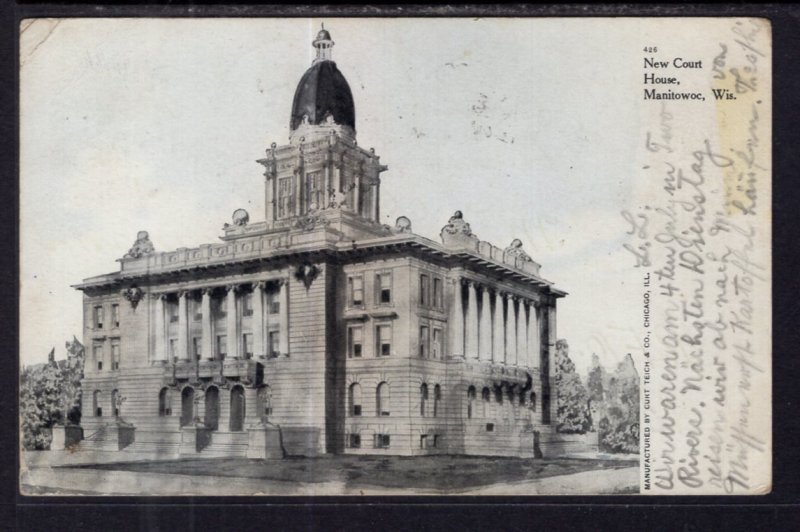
[229, 385, 245, 431]
[181, 386, 194, 427]
[204, 386, 220, 430]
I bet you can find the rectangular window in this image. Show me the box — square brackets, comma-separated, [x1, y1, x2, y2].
[242, 292, 253, 317]
[111, 304, 120, 328]
[376, 272, 392, 304]
[243, 333, 253, 358]
[217, 335, 227, 359]
[278, 177, 293, 218]
[93, 344, 102, 368]
[111, 341, 120, 370]
[348, 433, 361, 449]
[169, 339, 177, 358]
[193, 337, 202, 360]
[419, 325, 429, 358]
[348, 327, 363, 358]
[433, 278, 443, 309]
[419, 274, 430, 306]
[349, 276, 364, 307]
[353, 405, 362, 416]
[168, 302, 179, 323]
[267, 290, 280, 315]
[374, 434, 391, 449]
[306, 171, 323, 211]
[433, 434, 440, 448]
[268, 331, 280, 357]
[213, 298, 227, 319]
[192, 299, 202, 321]
[420, 434, 428, 449]
[376, 324, 392, 357]
[94, 306, 104, 329]
[432, 328, 442, 359]
[486, 423, 495, 432]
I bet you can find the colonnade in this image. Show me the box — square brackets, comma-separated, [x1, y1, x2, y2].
[152, 279, 289, 363]
[449, 278, 546, 367]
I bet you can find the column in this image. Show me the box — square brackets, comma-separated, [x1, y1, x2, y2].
[505, 294, 517, 366]
[265, 176, 274, 223]
[201, 288, 214, 361]
[465, 281, 479, 359]
[517, 300, 528, 368]
[154, 294, 167, 363]
[322, 163, 330, 208]
[177, 291, 190, 361]
[252, 282, 265, 358]
[279, 279, 289, 356]
[479, 286, 492, 361]
[527, 302, 540, 370]
[492, 291, 504, 363]
[353, 174, 361, 215]
[226, 285, 239, 359]
[448, 278, 464, 358]
[374, 179, 380, 222]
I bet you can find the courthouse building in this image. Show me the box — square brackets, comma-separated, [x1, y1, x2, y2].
[72, 28, 570, 458]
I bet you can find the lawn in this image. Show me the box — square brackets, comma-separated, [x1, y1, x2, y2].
[74, 454, 638, 492]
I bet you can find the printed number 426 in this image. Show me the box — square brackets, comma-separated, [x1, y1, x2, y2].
[643, 46, 658, 53]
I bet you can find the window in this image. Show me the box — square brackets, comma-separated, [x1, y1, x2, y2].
[243, 333, 253, 359]
[111, 341, 120, 370]
[169, 339, 177, 359]
[376, 272, 392, 304]
[193, 337, 202, 360]
[158, 388, 172, 416]
[268, 331, 280, 357]
[433, 384, 441, 417]
[482, 387, 491, 417]
[306, 171, 323, 211]
[348, 434, 361, 449]
[374, 434, 391, 449]
[168, 302, 179, 323]
[217, 335, 227, 359]
[111, 304, 120, 328]
[377, 382, 390, 416]
[93, 390, 102, 417]
[494, 387, 504, 404]
[467, 386, 476, 419]
[433, 278, 443, 309]
[432, 328, 442, 359]
[433, 434, 440, 448]
[419, 326, 430, 357]
[277, 177, 293, 218]
[242, 292, 253, 317]
[420, 383, 429, 417]
[213, 297, 227, 319]
[97, 360, 103, 371]
[376, 324, 391, 357]
[349, 383, 362, 416]
[486, 423, 495, 432]
[348, 327, 363, 358]
[267, 290, 280, 315]
[193, 299, 202, 321]
[419, 274, 430, 306]
[530, 392, 537, 412]
[94, 306, 104, 330]
[93, 344, 102, 371]
[349, 276, 364, 307]
[112, 389, 119, 417]
[420, 434, 428, 449]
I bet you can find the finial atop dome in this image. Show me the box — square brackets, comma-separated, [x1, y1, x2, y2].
[312, 23, 334, 63]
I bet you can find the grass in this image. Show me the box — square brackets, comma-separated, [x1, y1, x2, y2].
[74, 454, 638, 492]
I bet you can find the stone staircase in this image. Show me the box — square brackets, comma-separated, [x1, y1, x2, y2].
[180, 430, 250, 458]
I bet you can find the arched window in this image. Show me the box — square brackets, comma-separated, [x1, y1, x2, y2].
[519, 391, 526, 407]
[158, 387, 171, 416]
[433, 384, 441, 417]
[181, 387, 195, 427]
[93, 390, 102, 417]
[467, 386, 476, 419]
[420, 383, 429, 417]
[230, 385, 245, 431]
[349, 383, 362, 416]
[111, 389, 119, 417]
[377, 382, 390, 416]
[530, 391, 537, 412]
[257, 385, 273, 420]
[205, 386, 220, 430]
[494, 386, 503, 404]
[482, 387, 491, 417]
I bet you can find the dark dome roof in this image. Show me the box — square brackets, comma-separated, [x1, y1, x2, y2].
[316, 29, 331, 41]
[290, 61, 355, 132]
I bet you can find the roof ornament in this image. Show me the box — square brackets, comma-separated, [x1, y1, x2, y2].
[440, 210, 479, 250]
[124, 231, 154, 259]
[505, 238, 532, 262]
[394, 216, 412, 234]
[312, 23, 334, 63]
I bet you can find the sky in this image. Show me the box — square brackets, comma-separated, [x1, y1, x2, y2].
[20, 18, 650, 376]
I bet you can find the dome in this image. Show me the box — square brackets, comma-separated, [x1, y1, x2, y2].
[315, 28, 331, 41]
[290, 60, 356, 132]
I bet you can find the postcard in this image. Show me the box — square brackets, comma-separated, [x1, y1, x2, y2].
[19, 17, 771, 495]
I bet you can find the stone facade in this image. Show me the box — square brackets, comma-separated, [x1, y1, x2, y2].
[72, 28, 567, 459]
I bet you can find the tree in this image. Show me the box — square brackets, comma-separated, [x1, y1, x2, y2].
[589, 353, 640, 453]
[554, 339, 590, 434]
